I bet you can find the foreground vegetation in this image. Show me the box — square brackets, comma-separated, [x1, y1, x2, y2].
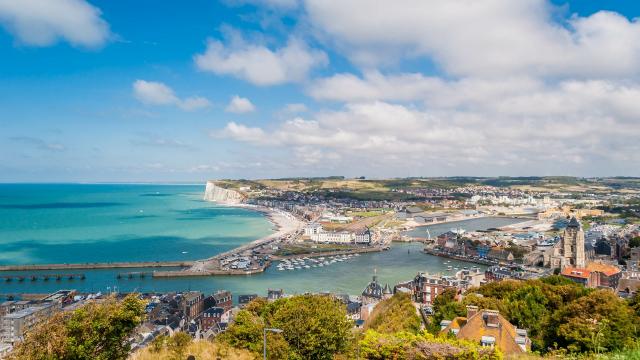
[9, 280, 640, 359]
[430, 276, 640, 355]
[9, 294, 145, 360]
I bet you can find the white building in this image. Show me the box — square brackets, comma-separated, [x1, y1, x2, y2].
[355, 229, 372, 244]
[304, 223, 323, 236]
[311, 231, 354, 244]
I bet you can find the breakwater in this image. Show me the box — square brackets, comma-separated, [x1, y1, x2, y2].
[0, 261, 194, 271]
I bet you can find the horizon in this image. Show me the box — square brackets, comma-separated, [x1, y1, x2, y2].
[2, 1, 640, 181]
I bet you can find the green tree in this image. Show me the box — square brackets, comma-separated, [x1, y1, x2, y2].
[220, 295, 352, 359]
[630, 236, 640, 248]
[503, 285, 549, 350]
[546, 290, 638, 353]
[167, 332, 192, 360]
[427, 288, 465, 334]
[365, 292, 421, 334]
[9, 294, 145, 360]
[271, 294, 353, 360]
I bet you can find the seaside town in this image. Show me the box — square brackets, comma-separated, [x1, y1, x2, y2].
[2, 177, 640, 358]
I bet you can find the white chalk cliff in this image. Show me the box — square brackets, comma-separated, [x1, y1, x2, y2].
[203, 181, 245, 204]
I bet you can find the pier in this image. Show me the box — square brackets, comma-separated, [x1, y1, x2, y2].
[0, 261, 194, 272]
[117, 271, 153, 279]
[1, 273, 86, 282]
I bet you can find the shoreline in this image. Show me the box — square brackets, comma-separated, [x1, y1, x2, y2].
[186, 202, 305, 274]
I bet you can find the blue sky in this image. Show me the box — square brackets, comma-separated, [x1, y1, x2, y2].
[1, 0, 639, 182]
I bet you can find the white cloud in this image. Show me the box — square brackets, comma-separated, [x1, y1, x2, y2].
[0, 0, 110, 47]
[194, 35, 328, 85]
[282, 103, 308, 114]
[224, 0, 298, 10]
[226, 95, 256, 113]
[132, 80, 211, 111]
[216, 83, 640, 175]
[304, 0, 640, 78]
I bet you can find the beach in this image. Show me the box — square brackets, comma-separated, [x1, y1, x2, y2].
[188, 204, 305, 273]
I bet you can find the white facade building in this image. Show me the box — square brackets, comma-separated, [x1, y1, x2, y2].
[311, 231, 354, 244]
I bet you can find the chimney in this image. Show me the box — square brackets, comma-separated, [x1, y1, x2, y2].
[482, 310, 500, 327]
[466, 305, 479, 318]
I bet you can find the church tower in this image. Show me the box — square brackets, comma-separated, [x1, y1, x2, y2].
[561, 217, 586, 268]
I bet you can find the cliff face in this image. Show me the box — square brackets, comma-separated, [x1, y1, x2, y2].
[203, 181, 245, 204]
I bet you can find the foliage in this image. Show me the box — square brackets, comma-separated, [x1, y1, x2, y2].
[365, 292, 421, 334]
[359, 330, 502, 360]
[427, 288, 465, 334]
[9, 294, 145, 360]
[545, 290, 638, 354]
[630, 236, 640, 248]
[219, 294, 353, 360]
[130, 339, 256, 360]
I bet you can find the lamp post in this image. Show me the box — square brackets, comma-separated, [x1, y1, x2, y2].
[263, 327, 283, 360]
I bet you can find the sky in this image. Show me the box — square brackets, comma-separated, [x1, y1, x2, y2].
[1, 0, 640, 182]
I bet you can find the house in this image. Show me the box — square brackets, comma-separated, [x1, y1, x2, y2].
[199, 307, 225, 332]
[238, 294, 258, 306]
[440, 306, 531, 355]
[355, 228, 372, 244]
[268, 289, 285, 301]
[487, 249, 515, 263]
[412, 272, 464, 305]
[561, 262, 622, 289]
[204, 290, 232, 312]
[304, 223, 323, 236]
[181, 292, 204, 321]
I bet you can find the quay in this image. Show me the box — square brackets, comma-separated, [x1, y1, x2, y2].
[271, 246, 386, 261]
[0, 261, 195, 272]
[1, 273, 86, 282]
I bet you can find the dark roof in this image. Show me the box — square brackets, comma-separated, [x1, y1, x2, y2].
[567, 217, 580, 228]
[204, 307, 225, 316]
[362, 276, 383, 299]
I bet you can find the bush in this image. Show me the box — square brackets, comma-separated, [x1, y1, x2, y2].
[9, 294, 145, 360]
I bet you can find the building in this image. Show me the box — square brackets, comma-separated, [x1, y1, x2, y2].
[304, 223, 323, 236]
[267, 289, 284, 301]
[204, 290, 232, 312]
[0, 304, 54, 345]
[561, 262, 622, 289]
[355, 228, 372, 244]
[238, 294, 258, 306]
[440, 306, 531, 355]
[361, 271, 391, 305]
[412, 272, 464, 305]
[311, 231, 354, 244]
[546, 217, 586, 269]
[199, 307, 225, 332]
[181, 292, 204, 321]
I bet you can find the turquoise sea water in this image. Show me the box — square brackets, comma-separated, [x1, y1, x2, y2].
[0, 184, 274, 264]
[0, 184, 522, 298]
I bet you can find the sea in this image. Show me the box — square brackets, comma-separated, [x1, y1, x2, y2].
[0, 184, 523, 299]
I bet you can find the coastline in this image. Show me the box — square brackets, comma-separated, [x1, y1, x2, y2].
[187, 202, 305, 273]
